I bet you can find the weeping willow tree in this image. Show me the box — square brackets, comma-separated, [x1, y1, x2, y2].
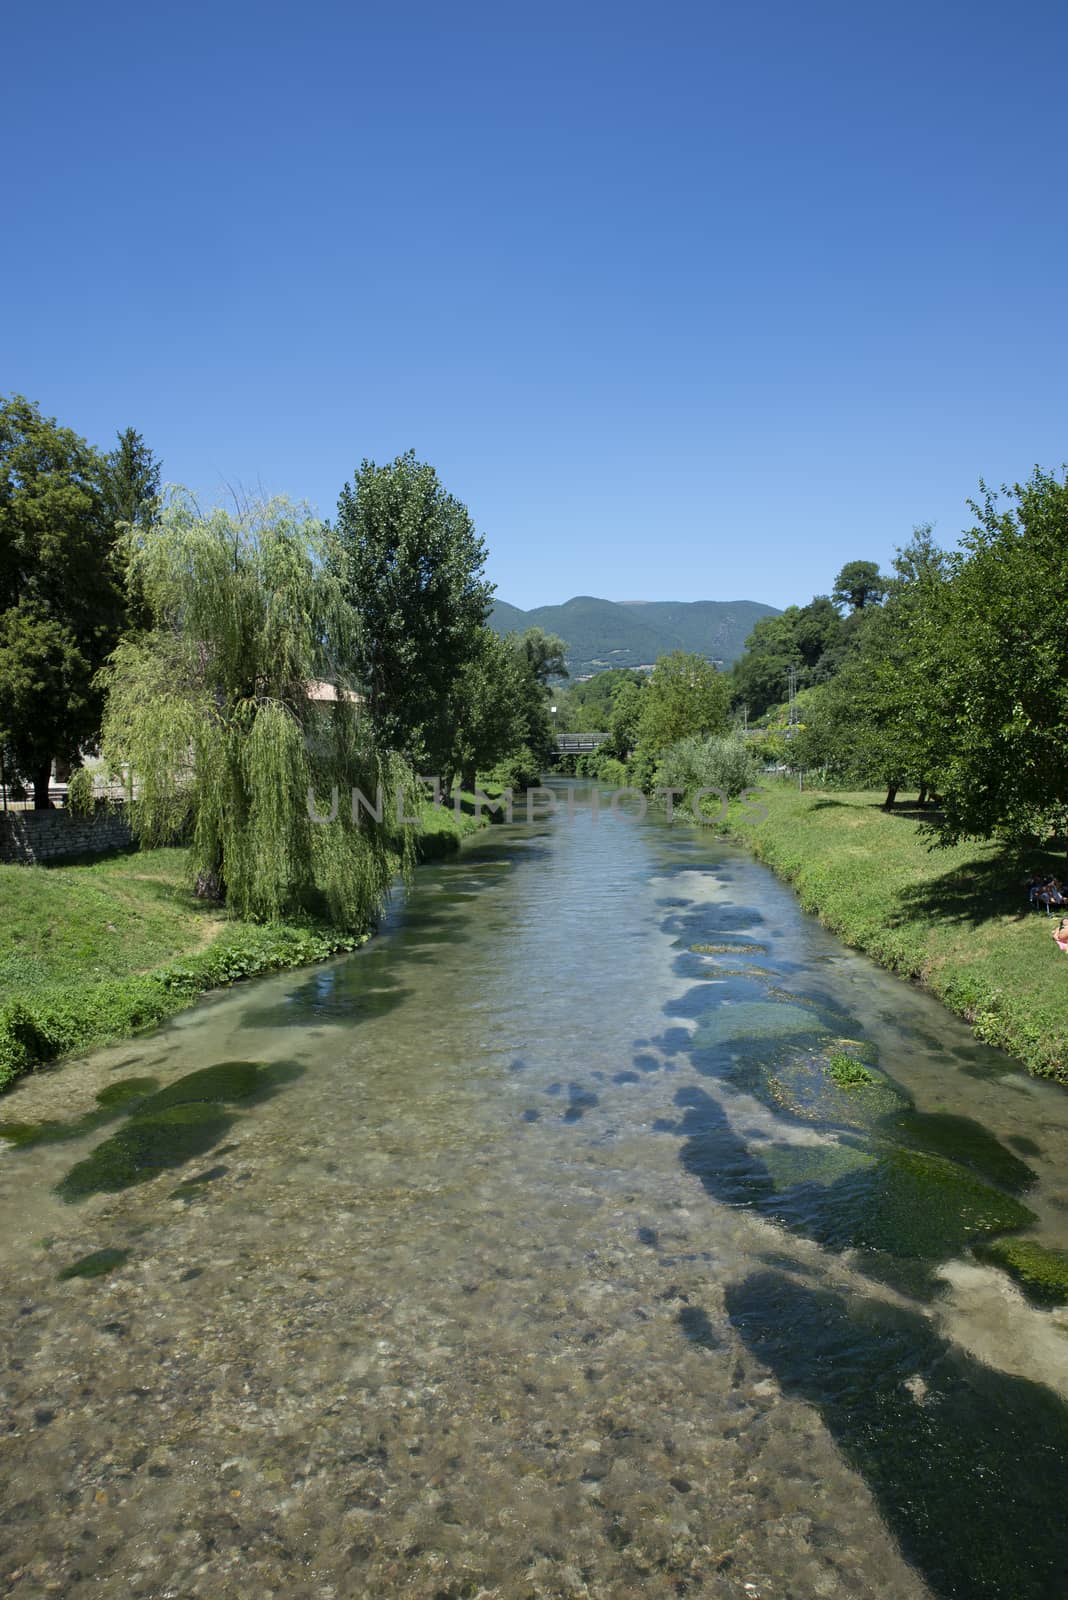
[99, 491, 415, 926]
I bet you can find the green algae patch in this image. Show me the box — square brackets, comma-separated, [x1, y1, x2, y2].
[781, 1145, 1038, 1261]
[0, 1119, 52, 1149]
[54, 1060, 297, 1203]
[57, 1246, 130, 1281]
[694, 1000, 832, 1048]
[690, 941, 768, 956]
[974, 1237, 1068, 1306]
[726, 1269, 1068, 1600]
[761, 1139, 877, 1190]
[710, 964, 780, 980]
[141, 1061, 262, 1112]
[95, 1078, 161, 1110]
[761, 1046, 909, 1134]
[57, 1104, 237, 1201]
[883, 1110, 1036, 1196]
[0, 1077, 161, 1150]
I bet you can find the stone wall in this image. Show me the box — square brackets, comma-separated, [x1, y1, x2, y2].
[0, 805, 133, 865]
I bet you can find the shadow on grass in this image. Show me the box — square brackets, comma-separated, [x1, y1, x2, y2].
[890, 851, 1038, 931]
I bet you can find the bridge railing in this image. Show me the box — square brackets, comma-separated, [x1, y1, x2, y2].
[555, 732, 610, 753]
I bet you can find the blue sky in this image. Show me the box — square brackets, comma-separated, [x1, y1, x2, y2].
[4, 0, 1066, 610]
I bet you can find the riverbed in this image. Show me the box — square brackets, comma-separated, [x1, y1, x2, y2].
[2, 790, 1067, 1599]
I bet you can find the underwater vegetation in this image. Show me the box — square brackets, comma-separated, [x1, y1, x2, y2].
[689, 941, 769, 956]
[1, 1061, 303, 1202]
[56, 1061, 301, 1201]
[726, 1269, 1068, 1600]
[663, 979, 1043, 1299]
[826, 1052, 874, 1088]
[972, 1237, 1068, 1307]
[56, 1247, 130, 1281]
[0, 1077, 161, 1148]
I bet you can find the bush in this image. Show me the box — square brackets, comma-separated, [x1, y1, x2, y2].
[490, 745, 542, 792]
[593, 756, 628, 788]
[657, 734, 763, 815]
[66, 766, 96, 815]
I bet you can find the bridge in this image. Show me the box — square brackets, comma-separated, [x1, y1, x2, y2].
[555, 732, 610, 754]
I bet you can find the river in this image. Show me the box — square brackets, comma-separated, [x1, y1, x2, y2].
[2, 787, 1068, 1599]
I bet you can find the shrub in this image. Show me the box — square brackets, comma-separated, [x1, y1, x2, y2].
[657, 734, 763, 814]
[490, 745, 541, 792]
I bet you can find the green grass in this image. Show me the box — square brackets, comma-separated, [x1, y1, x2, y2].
[721, 786, 1068, 1081]
[0, 798, 487, 1094]
[0, 847, 218, 1005]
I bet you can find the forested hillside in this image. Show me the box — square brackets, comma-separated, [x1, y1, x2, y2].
[489, 594, 777, 675]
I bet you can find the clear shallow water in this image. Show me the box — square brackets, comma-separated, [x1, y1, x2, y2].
[3, 789, 1068, 1599]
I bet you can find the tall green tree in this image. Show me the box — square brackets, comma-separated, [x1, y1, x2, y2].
[797, 528, 949, 806]
[100, 492, 411, 923]
[333, 451, 494, 773]
[105, 427, 161, 532]
[513, 626, 567, 687]
[448, 627, 529, 792]
[604, 676, 644, 761]
[509, 627, 568, 770]
[730, 596, 845, 719]
[633, 651, 729, 786]
[832, 559, 888, 612]
[0, 395, 124, 805]
[915, 471, 1068, 846]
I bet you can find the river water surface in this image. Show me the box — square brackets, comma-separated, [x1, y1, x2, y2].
[3, 790, 1068, 1599]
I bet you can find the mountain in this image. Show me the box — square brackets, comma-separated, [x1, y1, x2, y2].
[488, 595, 778, 677]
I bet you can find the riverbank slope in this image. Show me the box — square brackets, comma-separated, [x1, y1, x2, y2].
[0, 801, 485, 1092]
[722, 786, 1067, 1081]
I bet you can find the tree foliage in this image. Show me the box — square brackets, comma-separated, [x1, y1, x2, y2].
[448, 627, 529, 789]
[730, 595, 854, 719]
[0, 395, 126, 804]
[916, 471, 1068, 845]
[832, 559, 888, 612]
[795, 528, 948, 805]
[105, 427, 161, 532]
[631, 651, 729, 786]
[658, 733, 763, 806]
[513, 625, 567, 687]
[333, 451, 494, 774]
[100, 493, 412, 924]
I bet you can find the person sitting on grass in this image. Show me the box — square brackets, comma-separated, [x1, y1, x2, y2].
[1053, 919, 1068, 953]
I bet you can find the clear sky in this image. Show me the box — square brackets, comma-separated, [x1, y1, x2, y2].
[4, 0, 1066, 610]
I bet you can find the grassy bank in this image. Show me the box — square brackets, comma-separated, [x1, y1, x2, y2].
[0, 801, 486, 1093]
[721, 786, 1067, 1082]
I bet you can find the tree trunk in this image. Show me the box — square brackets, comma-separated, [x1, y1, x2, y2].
[917, 785, 928, 807]
[33, 764, 53, 810]
[461, 766, 477, 796]
[883, 783, 898, 811]
[195, 852, 225, 902]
